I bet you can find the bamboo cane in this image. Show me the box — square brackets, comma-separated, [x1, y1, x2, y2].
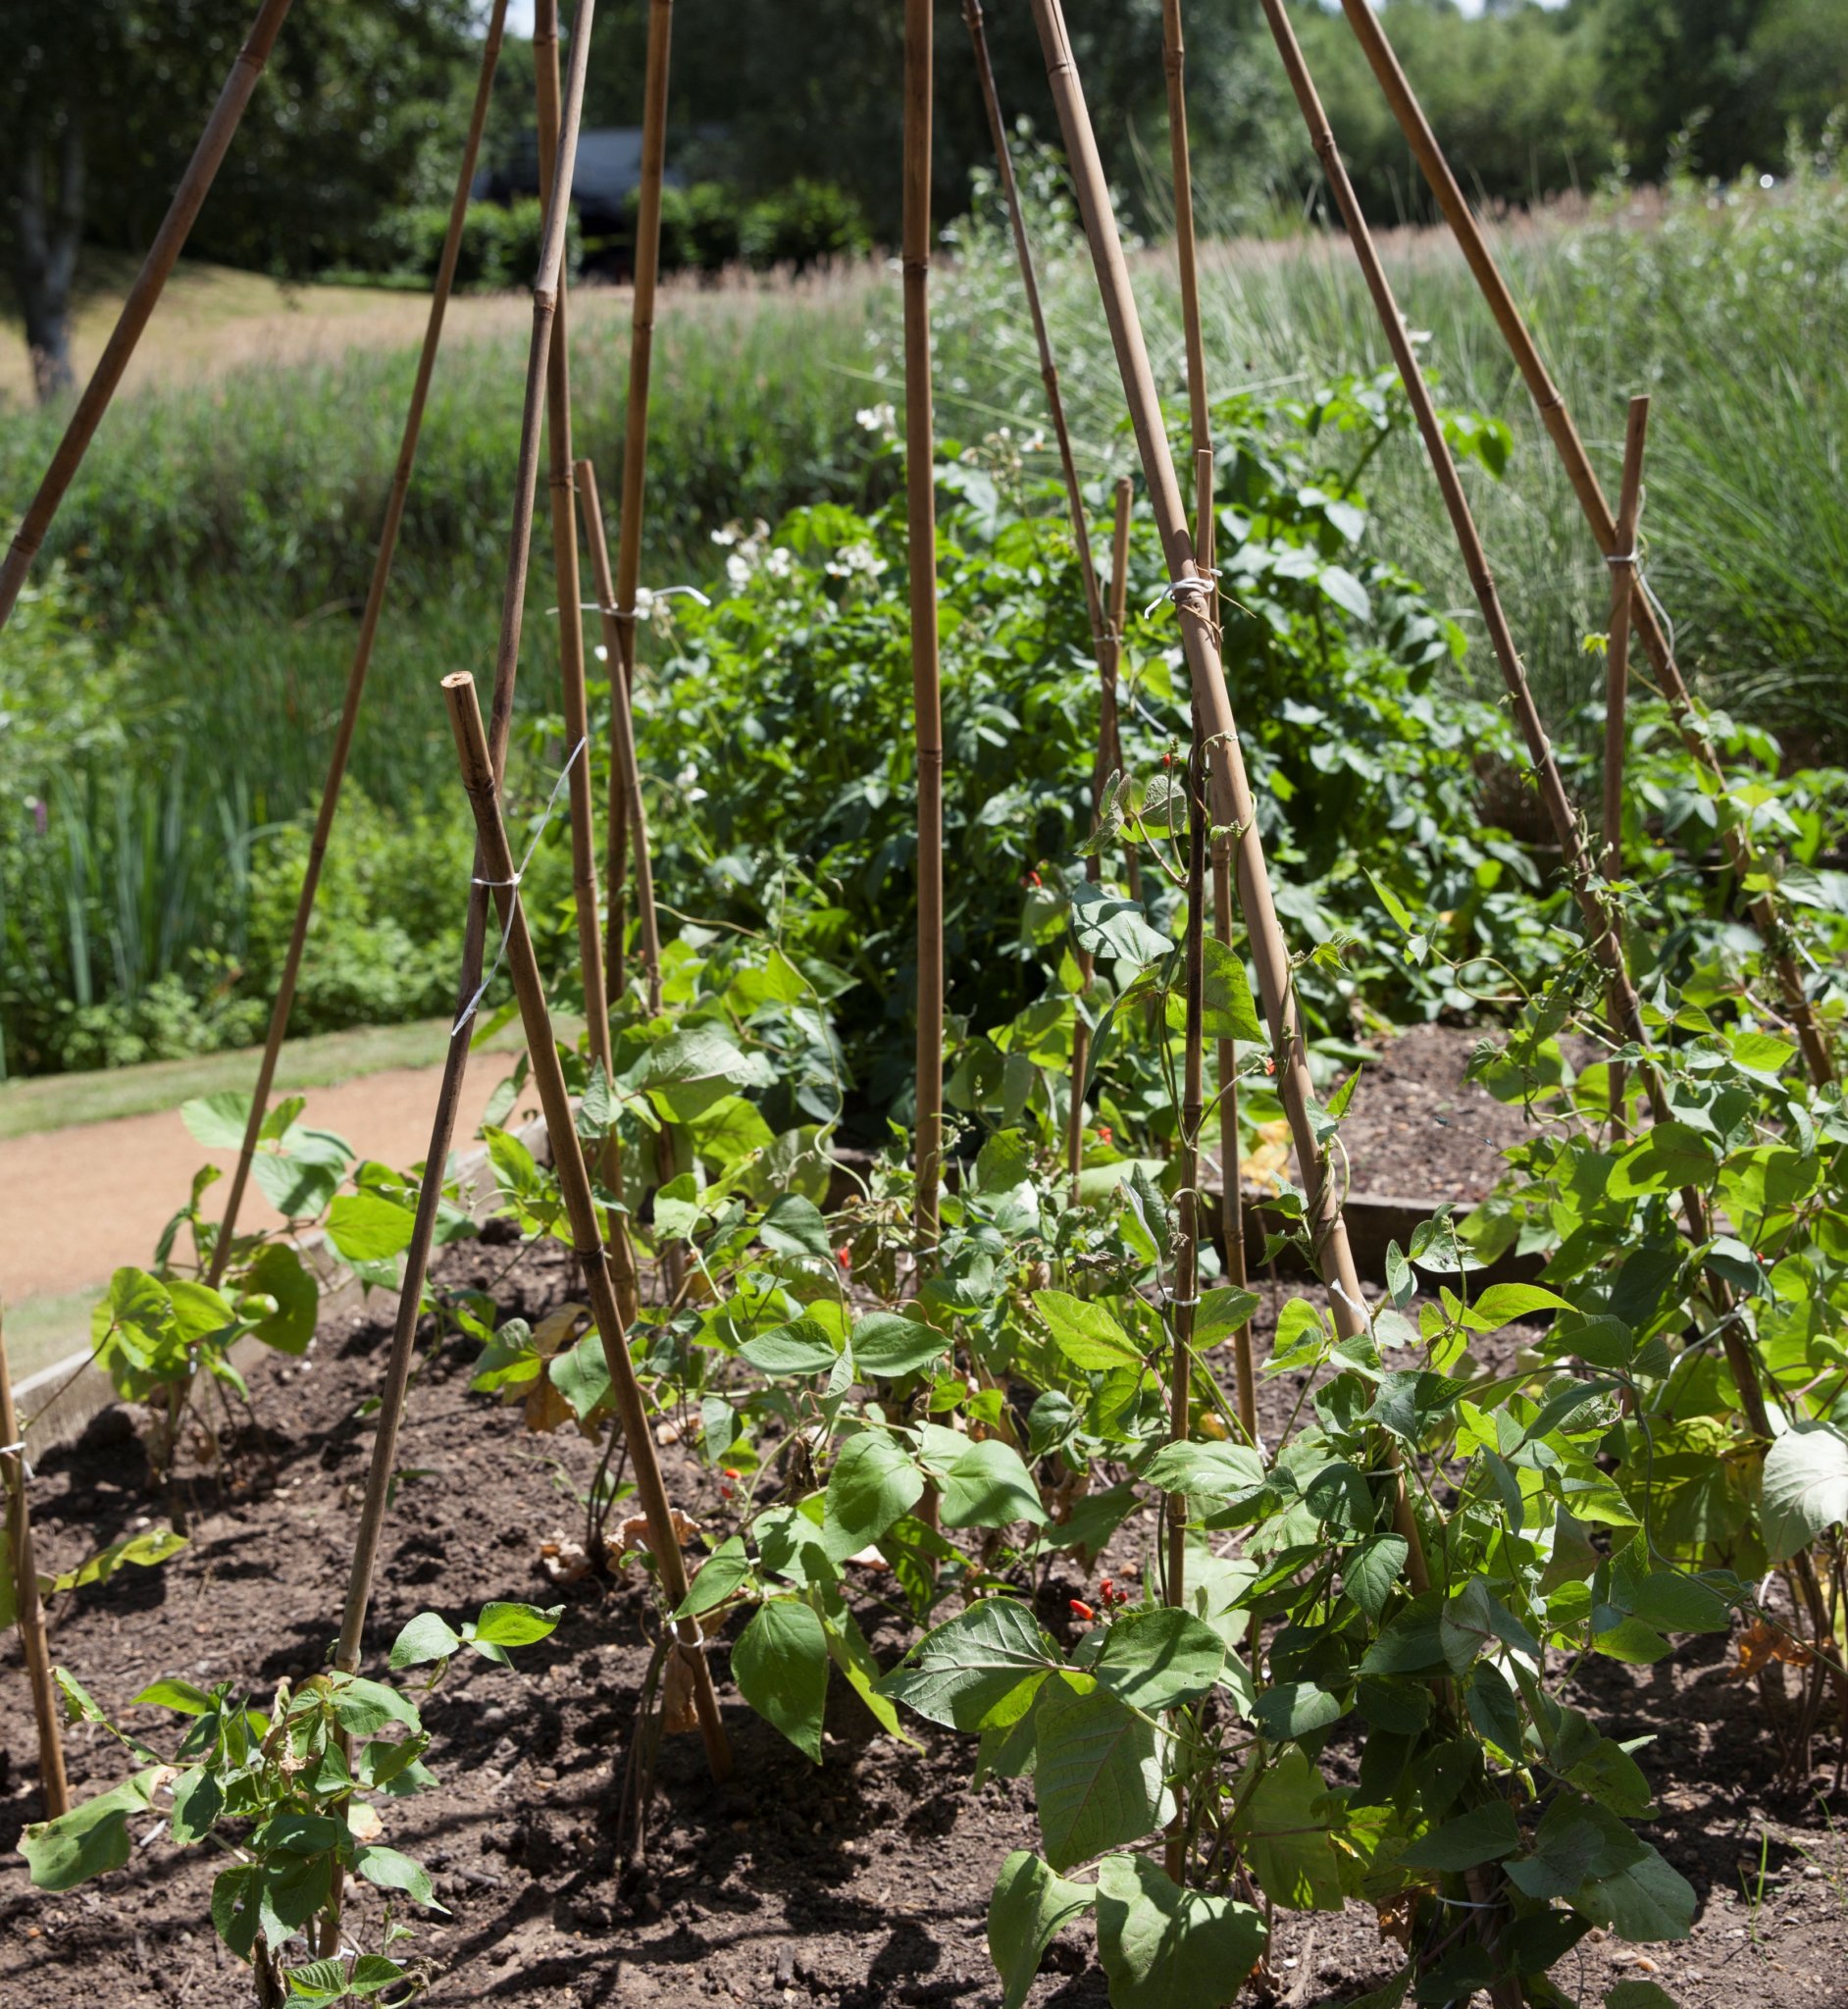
[1069, 925, 1098, 1205]
[606, 0, 684, 1288]
[580, 461, 672, 1300]
[532, 12, 644, 1313]
[905, 0, 946, 1262]
[1167, 724, 1206, 1618]
[559, 55, 680, 1300]
[1603, 398, 1649, 1142]
[0, 0, 298, 628]
[960, 0, 1107, 657]
[444, 672, 731, 1781]
[1106, 479, 1144, 909]
[1198, 448, 1257, 1446]
[331, 0, 598, 1692]
[1028, 0, 1353, 1324]
[581, 463, 663, 1013]
[1604, 398, 1649, 880]
[1255, 5, 1699, 1196]
[1253, 7, 1811, 1649]
[604, 0, 678, 1000]
[1158, 0, 1255, 1427]
[534, 0, 606, 1051]
[1333, 0, 1833, 1090]
[206, 3, 509, 1285]
[1163, 718, 1206, 1885]
[961, 0, 1112, 1201]
[1, 1310, 68, 1819]
[1161, 0, 1211, 465]
[1025, 0, 1427, 1593]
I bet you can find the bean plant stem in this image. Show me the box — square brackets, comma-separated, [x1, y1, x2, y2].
[0, 0, 298, 628]
[1333, 0, 1834, 1090]
[1068, 474, 1134, 1194]
[443, 671, 732, 1781]
[0, 1309, 68, 1818]
[204, 1, 511, 1285]
[905, 0, 945, 1264]
[1604, 397, 1650, 1142]
[604, 0, 677, 1000]
[330, 0, 598, 1692]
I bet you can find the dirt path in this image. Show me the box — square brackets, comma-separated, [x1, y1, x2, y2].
[0, 1054, 518, 1306]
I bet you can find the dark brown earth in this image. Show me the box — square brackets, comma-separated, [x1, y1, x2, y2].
[1335, 1022, 1541, 1207]
[3, 1031, 1844, 2007]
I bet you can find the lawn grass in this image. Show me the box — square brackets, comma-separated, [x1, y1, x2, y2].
[4, 1286, 106, 1393]
[0, 1012, 537, 1141]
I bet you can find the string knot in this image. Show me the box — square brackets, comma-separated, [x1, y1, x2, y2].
[1144, 570, 1219, 621]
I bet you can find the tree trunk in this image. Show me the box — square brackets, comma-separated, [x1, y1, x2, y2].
[14, 116, 85, 404]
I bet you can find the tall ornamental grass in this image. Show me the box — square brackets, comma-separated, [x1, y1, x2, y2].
[929, 153, 1848, 753]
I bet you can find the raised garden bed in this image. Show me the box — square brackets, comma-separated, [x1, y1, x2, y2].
[3, 1027, 1842, 2006]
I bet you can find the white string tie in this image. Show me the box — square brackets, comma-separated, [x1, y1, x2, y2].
[1143, 569, 1219, 622]
[1329, 1278, 1372, 1329]
[1602, 551, 1678, 661]
[0, 1438, 30, 1481]
[451, 736, 588, 1040]
[550, 586, 714, 619]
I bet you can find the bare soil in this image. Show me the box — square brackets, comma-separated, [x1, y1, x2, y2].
[1334, 1022, 1540, 1207]
[3, 1031, 1843, 2007]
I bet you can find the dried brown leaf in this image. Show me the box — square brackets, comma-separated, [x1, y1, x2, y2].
[523, 1374, 574, 1435]
[1735, 1617, 1812, 1678]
